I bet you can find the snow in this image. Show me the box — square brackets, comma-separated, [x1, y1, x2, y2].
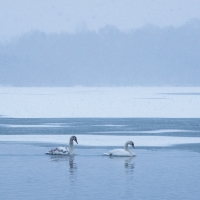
[1, 135, 200, 147]
[0, 87, 200, 118]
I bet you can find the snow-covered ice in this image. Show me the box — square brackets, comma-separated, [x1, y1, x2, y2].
[0, 87, 200, 118]
[1, 134, 200, 147]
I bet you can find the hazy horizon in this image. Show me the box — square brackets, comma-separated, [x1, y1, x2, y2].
[0, 1, 200, 87]
[1, 1, 200, 42]
[1, 20, 200, 87]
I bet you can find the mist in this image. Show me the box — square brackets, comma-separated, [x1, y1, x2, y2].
[0, 20, 200, 87]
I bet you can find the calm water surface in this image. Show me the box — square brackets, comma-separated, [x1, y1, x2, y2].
[0, 118, 200, 200]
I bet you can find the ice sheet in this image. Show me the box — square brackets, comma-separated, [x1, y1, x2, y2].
[1, 135, 200, 147]
[0, 87, 200, 118]
[91, 129, 198, 134]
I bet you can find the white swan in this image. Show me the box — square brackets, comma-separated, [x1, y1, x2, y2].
[45, 136, 78, 155]
[104, 141, 135, 157]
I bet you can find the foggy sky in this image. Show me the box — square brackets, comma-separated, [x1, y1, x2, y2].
[0, 21, 200, 87]
[1, 0, 200, 42]
[0, 1, 200, 87]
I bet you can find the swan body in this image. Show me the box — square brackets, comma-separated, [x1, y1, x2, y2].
[45, 136, 78, 155]
[104, 141, 135, 157]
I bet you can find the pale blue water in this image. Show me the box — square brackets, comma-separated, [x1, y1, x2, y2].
[0, 118, 200, 200]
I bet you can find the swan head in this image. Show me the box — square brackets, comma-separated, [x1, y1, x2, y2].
[71, 136, 78, 144]
[128, 141, 135, 148]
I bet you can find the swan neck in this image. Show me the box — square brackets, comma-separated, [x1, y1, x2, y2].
[124, 141, 133, 155]
[124, 142, 129, 151]
[69, 138, 74, 155]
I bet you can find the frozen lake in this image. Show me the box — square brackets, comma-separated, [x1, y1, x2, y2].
[0, 87, 200, 118]
[1, 143, 200, 200]
[0, 87, 200, 199]
[0, 118, 200, 200]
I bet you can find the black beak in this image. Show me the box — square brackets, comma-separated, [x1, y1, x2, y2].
[132, 144, 135, 149]
[74, 139, 78, 144]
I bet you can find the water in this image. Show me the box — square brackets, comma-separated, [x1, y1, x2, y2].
[0, 118, 200, 200]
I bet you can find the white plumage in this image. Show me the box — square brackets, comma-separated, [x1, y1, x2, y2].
[45, 136, 78, 155]
[104, 141, 135, 157]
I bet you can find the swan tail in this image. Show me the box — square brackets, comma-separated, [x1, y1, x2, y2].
[103, 153, 112, 156]
[45, 151, 52, 155]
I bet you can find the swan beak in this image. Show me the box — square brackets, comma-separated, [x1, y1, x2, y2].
[74, 139, 78, 144]
[132, 144, 135, 149]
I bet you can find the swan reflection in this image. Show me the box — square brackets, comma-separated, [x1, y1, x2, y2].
[49, 155, 77, 174]
[69, 155, 77, 176]
[124, 157, 135, 170]
[107, 156, 135, 176]
[49, 154, 69, 162]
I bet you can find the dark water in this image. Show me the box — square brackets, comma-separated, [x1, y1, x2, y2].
[0, 118, 200, 136]
[0, 118, 200, 200]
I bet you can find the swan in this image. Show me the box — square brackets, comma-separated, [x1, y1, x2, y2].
[104, 141, 135, 157]
[45, 136, 78, 155]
